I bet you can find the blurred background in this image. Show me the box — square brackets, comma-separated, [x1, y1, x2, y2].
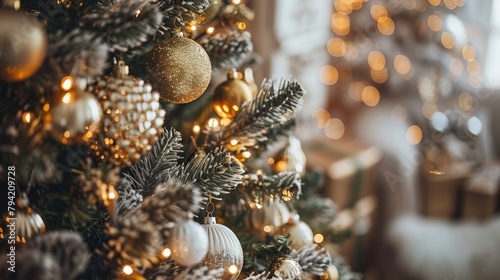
[250, 0, 500, 279]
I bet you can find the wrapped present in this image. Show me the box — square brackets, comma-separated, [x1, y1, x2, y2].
[420, 159, 473, 219]
[303, 136, 382, 210]
[462, 163, 500, 221]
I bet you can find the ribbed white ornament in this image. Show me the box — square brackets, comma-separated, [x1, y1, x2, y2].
[167, 219, 208, 266]
[197, 217, 243, 279]
[248, 199, 290, 235]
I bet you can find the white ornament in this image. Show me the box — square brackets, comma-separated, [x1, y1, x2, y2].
[167, 219, 208, 266]
[246, 199, 291, 238]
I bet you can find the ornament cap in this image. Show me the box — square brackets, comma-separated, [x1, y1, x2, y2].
[204, 216, 217, 224]
[227, 68, 239, 80]
[116, 60, 129, 77]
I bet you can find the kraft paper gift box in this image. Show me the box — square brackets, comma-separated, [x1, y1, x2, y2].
[420, 159, 473, 219]
[462, 162, 500, 221]
[302, 136, 382, 210]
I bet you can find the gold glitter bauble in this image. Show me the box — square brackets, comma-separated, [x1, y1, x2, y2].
[197, 0, 223, 25]
[45, 85, 102, 145]
[196, 217, 243, 279]
[0, 7, 48, 82]
[213, 68, 253, 119]
[272, 136, 307, 176]
[89, 61, 166, 167]
[275, 215, 314, 250]
[268, 257, 303, 280]
[167, 219, 209, 266]
[146, 36, 211, 104]
[1, 194, 46, 244]
[245, 199, 290, 239]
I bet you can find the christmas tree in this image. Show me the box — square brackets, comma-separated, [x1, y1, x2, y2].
[0, 0, 360, 279]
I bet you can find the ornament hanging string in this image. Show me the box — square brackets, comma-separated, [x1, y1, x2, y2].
[206, 194, 215, 217]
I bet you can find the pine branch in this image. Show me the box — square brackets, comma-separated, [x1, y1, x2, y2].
[50, 28, 109, 77]
[135, 179, 202, 233]
[175, 267, 224, 280]
[200, 31, 253, 70]
[116, 179, 143, 214]
[173, 147, 245, 203]
[254, 119, 296, 154]
[120, 128, 183, 197]
[213, 79, 305, 155]
[238, 172, 302, 205]
[81, 0, 163, 52]
[160, 0, 210, 31]
[240, 234, 292, 272]
[290, 244, 330, 276]
[243, 271, 277, 280]
[2, 231, 90, 280]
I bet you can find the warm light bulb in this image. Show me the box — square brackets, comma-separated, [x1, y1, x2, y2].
[62, 92, 72, 104]
[60, 76, 74, 91]
[123, 265, 133, 275]
[207, 118, 219, 128]
[228, 264, 239, 275]
[406, 125, 423, 145]
[314, 233, 324, 243]
[22, 112, 32, 124]
[135, 9, 141, 17]
[108, 191, 117, 200]
[263, 225, 273, 233]
[206, 27, 215, 34]
[230, 139, 238, 146]
[190, 25, 197, 31]
[242, 151, 251, 158]
[193, 125, 201, 133]
[162, 248, 171, 258]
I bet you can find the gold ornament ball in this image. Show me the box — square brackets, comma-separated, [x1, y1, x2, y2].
[320, 265, 339, 280]
[89, 61, 166, 167]
[276, 217, 314, 250]
[272, 136, 307, 175]
[213, 68, 253, 119]
[45, 88, 102, 145]
[0, 8, 48, 82]
[146, 36, 211, 104]
[197, 0, 223, 25]
[268, 257, 303, 280]
[2, 194, 46, 243]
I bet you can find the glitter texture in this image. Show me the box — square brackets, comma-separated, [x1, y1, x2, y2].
[146, 36, 212, 104]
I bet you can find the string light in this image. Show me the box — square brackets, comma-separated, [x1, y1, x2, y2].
[123, 265, 133, 275]
[263, 225, 273, 233]
[22, 111, 32, 124]
[406, 125, 423, 145]
[162, 248, 171, 258]
[62, 92, 72, 104]
[228, 264, 239, 275]
[320, 65, 339, 85]
[230, 139, 238, 146]
[60, 76, 74, 91]
[206, 26, 215, 34]
[242, 151, 251, 159]
[193, 125, 200, 133]
[207, 118, 219, 128]
[135, 9, 141, 17]
[313, 233, 324, 243]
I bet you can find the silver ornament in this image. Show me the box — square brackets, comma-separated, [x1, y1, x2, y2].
[272, 136, 307, 175]
[246, 199, 290, 238]
[275, 215, 314, 250]
[268, 257, 303, 280]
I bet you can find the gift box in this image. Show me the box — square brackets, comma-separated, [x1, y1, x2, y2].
[420, 159, 473, 219]
[302, 136, 382, 210]
[462, 162, 500, 221]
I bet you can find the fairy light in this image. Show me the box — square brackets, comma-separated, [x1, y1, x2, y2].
[370, 5, 387, 21]
[22, 111, 32, 124]
[313, 108, 331, 128]
[361, 86, 380, 107]
[441, 32, 455, 49]
[193, 125, 200, 133]
[230, 139, 238, 146]
[377, 16, 395, 35]
[267, 158, 275, 165]
[263, 225, 273, 233]
[314, 233, 324, 244]
[428, 14, 442, 32]
[394, 54, 412, 75]
[60, 76, 74, 91]
[135, 9, 141, 17]
[206, 26, 215, 34]
[331, 13, 350, 36]
[327, 38, 346, 57]
[237, 22, 247, 30]
[62, 92, 72, 104]
[428, 0, 441, 6]
[320, 65, 339, 85]
[242, 151, 251, 159]
[190, 25, 197, 31]
[162, 248, 171, 258]
[207, 118, 219, 128]
[123, 265, 133, 275]
[368, 51, 385, 71]
[406, 125, 423, 145]
[228, 264, 239, 275]
[232, 0, 240, 4]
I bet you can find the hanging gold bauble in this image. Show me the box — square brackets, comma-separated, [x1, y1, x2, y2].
[196, 217, 243, 279]
[241, 68, 259, 98]
[89, 61, 166, 167]
[0, 4, 48, 82]
[213, 68, 253, 119]
[272, 136, 307, 175]
[1, 194, 46, 244]
[320, 264, 339, 280]
[275, 215, 314, 250]
[268, 256, 303, 280]
[197, 0, 223, 25]
[245, 199, 290, 239]
[45, 78, 102, 145]
[167, 219, 209, 266]
[146, 34, 211, 104]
